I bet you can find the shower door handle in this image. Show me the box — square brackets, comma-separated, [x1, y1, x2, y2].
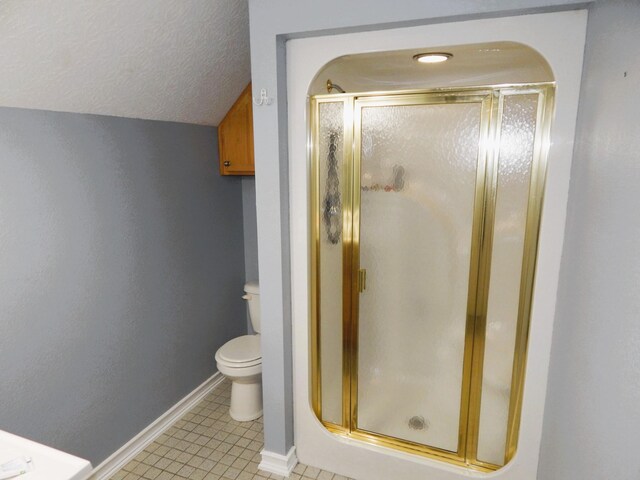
[358, 269, 367, 293]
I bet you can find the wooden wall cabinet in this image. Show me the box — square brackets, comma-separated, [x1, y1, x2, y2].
[218, 83, 254, 176]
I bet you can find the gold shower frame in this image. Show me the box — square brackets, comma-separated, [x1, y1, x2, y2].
[309, 83, 555, 472]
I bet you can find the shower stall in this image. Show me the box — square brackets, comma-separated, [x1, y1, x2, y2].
[310, 83, 554, 471]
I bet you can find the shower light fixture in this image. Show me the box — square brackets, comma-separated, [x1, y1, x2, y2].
[413, 52, 453, 64]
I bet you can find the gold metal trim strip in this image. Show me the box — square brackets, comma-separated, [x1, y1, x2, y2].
[349, 97, 362, 430]
[311, 82, 555, 102]
[342, 96, 355, 430]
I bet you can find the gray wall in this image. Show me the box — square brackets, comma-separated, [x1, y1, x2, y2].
[242, 177, 259, 283]
[247, 0, 591, 456]
[539, 2, 640, 479]
[242, 177, 259, 334]
[0, 108, 246, 465]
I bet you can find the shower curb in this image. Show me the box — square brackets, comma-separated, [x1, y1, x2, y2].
[88, 371, 224, 480]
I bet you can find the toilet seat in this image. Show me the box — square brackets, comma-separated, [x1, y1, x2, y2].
[215, 335, 261, 368]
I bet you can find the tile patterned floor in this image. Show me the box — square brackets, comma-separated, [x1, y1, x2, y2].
[110, 379, 352, 480]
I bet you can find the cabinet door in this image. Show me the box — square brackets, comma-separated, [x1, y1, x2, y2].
[219, 84, 254, 175]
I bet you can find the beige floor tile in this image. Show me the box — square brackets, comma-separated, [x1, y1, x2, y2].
[111, 379, 345, 480]
[154, 457, 172, 470]
[292, 464, 306, 475]
[302, 466, 320, 479]
[222, 466, 241, 479]
[153, 445, 170, 457]
[165, 461, 183, 474]
[211, 462, 229, 475]
[142, 466, 162, 479]
[190, 469, 209, 480]
[198, 458, 218, 472]
[189, 456, 206, 468]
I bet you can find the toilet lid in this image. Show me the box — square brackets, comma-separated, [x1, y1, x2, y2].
[217, 335, 261, 364]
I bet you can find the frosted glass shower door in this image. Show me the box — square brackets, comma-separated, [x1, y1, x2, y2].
[354, 95, 487, 454]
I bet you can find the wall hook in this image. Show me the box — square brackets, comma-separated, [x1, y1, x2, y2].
[253, 88, 273, 106]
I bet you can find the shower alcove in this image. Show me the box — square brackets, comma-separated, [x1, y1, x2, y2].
[309, 43, 553, 471]
[287, 12, 587, 480]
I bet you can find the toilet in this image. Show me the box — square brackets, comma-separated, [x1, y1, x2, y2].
[215, 281, 262, 421]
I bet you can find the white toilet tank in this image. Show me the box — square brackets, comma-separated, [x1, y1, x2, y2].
[244, 282, 260, 333]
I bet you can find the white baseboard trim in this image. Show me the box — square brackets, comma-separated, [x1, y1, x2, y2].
[89, 372, 224, 480]
[259, 446, 298, 478]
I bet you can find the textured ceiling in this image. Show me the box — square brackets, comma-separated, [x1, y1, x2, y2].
[0, 0, 250, 126]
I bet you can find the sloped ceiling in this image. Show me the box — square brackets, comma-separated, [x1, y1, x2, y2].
[0, 0, 250, 126]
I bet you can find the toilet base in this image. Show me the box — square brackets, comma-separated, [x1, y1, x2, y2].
[229, 379, 263, 421]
